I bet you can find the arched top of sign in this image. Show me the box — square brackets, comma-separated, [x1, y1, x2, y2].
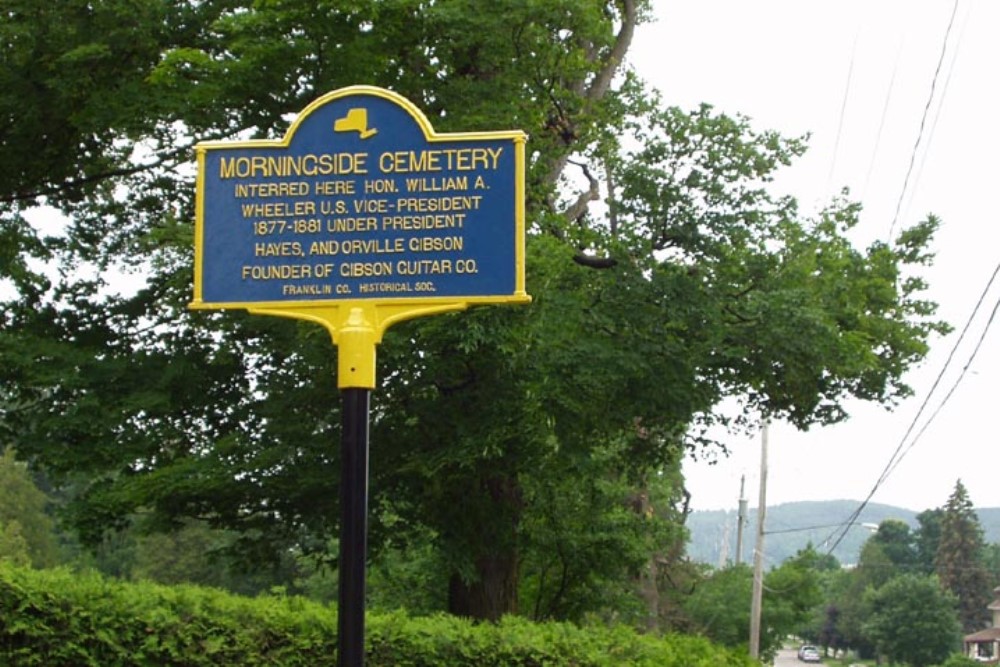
[196, 85, 526, 153]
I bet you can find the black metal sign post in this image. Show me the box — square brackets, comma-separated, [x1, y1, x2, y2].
[190, 86, 530, 667]
[338, 387, 370, 667]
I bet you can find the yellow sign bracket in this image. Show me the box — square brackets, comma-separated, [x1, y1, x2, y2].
[248, 302, 470, 389]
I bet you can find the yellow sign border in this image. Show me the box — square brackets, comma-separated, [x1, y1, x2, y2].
[190, 85, 530, 389]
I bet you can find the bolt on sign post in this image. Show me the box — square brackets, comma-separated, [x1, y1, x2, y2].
[190, 86, 530, 667]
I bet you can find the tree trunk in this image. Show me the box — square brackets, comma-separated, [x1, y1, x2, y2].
[629, 487, 660, 631]
[446, 474, 522, 620]
[448, 552, 519, 621]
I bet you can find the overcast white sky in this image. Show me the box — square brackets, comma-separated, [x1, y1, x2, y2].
[630, 1, 1000, 513]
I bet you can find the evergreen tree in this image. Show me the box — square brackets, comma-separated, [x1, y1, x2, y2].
[936, 480, 991, 632]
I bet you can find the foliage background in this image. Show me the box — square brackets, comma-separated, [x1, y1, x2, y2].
[0, 0, 950, 634]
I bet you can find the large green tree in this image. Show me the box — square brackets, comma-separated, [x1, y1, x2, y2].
[864, 573, 961, 667]
[683, 550, 823, 662]
[827, 526, 901, 658]
[871, 519, 918, 572]
[1, 0, 947, 621]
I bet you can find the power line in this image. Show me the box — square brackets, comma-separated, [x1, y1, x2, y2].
[860, 38, 902, 203]
[886, 0, 961, 241]
[827, 31, 859, 197]
[886, 284, 1000, 479]
[825, 1, 969, 554]
[823, 257, 1000, 555]
[766, 522, 872, 536]
[898, 0, 971, 227]
[873, 259, 999, 487]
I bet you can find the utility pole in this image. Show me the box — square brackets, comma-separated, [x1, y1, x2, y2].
[749, 421, 768, 660]
[735, 475, 748, 566]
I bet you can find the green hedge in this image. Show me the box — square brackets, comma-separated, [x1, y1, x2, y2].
[0, 562, 753, 666]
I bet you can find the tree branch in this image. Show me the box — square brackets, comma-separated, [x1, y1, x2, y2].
[0, 143, 195, 205]
[540, 0, 638, 273]
[572, 253, 618, 269]
[586, 0, 637, 103]
[542, 0, 638, 192]
[563, 159, 600, 225]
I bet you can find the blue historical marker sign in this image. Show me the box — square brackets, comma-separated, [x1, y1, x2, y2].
[192, 86, 528, 309]
[191, 88, 530, 667]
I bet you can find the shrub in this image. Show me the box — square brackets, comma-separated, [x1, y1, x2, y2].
[0, 562, 753, 666]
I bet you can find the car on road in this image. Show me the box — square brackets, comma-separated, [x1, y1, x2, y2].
[798, 645, 821, 662]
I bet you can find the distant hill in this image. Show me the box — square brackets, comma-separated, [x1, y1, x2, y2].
[686, 500, 1000, 567]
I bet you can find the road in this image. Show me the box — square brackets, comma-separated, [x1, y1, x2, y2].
[773, 648, 824, 667]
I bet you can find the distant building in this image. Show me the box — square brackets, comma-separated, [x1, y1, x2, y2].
[963, 586, 1000, 663]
